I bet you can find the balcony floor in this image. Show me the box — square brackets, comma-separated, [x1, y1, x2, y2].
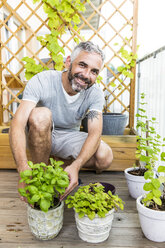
[0, 169, 164, 248]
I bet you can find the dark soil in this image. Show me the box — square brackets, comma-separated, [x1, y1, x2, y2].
[146, 198, 165, 211]
[128, 168, 147, 176]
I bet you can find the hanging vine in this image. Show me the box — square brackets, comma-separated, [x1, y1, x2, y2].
[23, 0, 89, 80]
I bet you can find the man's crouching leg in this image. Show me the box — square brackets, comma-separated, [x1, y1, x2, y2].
[84, 141, 113, 171]
[27, 107, 52, 164]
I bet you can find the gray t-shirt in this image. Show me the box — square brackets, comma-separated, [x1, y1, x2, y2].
[23, 70, 104, 131]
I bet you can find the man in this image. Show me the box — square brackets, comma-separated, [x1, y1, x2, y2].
[9, 41, 113, 200]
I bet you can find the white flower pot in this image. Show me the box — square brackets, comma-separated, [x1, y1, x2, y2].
[124, 167, 147, 199]
[136, 195, 165, 242]
[75, 208, 115, 243]
[27, 201, 64, 240]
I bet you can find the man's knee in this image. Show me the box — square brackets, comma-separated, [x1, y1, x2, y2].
[28, 107, 52, 131]
[95, 143, 113, 170]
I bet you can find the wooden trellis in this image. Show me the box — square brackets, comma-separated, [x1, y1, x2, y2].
[0, 0, 138, 127]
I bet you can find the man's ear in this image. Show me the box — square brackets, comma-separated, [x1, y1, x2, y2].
[65, 56, 71, 69]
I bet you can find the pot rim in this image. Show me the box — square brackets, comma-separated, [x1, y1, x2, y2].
[27, 200, 64, 213]
[124, 167, 147, 182]
[136, 195, 165, 219]
[75, 208, 115, 221]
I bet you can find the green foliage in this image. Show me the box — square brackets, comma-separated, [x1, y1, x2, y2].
[23, 0, 88, 79]
[96, 75, 103, 84]
[65, 183, 124, 220]
[142, 164, 165, 208]
[104, 41, 137, 113]
[18, 158, 69, 212]
[117, 42, 138, 80]
[136, 93, 163, 174]
[135, 93, 165, 209]
[22, 57, 49, 80]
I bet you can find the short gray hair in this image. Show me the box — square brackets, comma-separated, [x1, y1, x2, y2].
[70, 41, 105, 63]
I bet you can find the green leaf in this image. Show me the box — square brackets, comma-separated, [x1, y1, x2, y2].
[152, 189, 161, 198]
[158, 176, 165, 183]
[78, 212, 85, 218]
[57, 179, 69, 188]
[144, 170, 154, 180]
[117, 66, 124, 72]
[157, 165, 165, 173]
[33, 0, 40, 3]
[151, 178, 160, 189]
[47, 185, 54, 193]
[27, 185, 38, 194]
[18, 188, 27, 197]
[98, 211, 106, 218]
[72, 14, 80, 24]
[143, 182, 153, 191]
[42, 192, 52, 200]
[153, 197, 162, 206]
[31, 194, 40, 203]
[87, 211, 95, 220]
[161, 152, 165, 161]
[20, 170, 32, 178]
[47, 0, 59, 7]
[140, 155, 150, 163]
[40, 198, 51, 212]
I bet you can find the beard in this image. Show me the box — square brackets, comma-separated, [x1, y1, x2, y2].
[68, 65, 93, 93]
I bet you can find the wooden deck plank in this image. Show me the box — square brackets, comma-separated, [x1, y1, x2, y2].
[0, 170, 164, 247]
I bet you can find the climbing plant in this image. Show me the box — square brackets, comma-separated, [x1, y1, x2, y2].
[23, 0, 89, 80]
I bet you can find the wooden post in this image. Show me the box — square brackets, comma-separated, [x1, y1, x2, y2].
[129, 0, 138, 129]
[0, 24, 3, 125]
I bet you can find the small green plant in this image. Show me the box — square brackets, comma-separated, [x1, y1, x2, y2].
[65, 183, 124, 220]
[134, 93, 163, 178]
[18, 158, 69, 212]
[142, 152, 165, 210]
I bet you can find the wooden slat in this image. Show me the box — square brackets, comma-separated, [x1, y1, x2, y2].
[102, 135, 137, 148]
[112, 147, 136, 160]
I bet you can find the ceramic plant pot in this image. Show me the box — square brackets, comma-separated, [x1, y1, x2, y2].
[136, 195, 165, 242]
[82, 113, 127, 135]
[75, 208, 115, 243]
[102, 113, 128, 135]
[27, 201, 64, 240]
[124, 167, 147, 199]
[99, 182, 116, 194]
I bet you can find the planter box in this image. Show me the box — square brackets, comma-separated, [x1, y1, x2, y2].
[0, 126, 138, 171]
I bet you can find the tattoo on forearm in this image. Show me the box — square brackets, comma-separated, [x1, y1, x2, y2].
[87, 110, 99, 121]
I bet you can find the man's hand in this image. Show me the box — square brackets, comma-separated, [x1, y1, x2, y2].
[18, 164, 31, 202]
[60, 163, 79, 201]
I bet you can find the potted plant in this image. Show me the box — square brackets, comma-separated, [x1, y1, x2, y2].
[124, 93, 162, 199]
[136, 151, 165, 242]
[18, 158, 69, 240]
[65, 182, 124, 243]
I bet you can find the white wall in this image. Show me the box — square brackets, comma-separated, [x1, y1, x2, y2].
[137, 0, 165, 58]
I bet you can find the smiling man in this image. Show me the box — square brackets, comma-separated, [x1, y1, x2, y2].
[9, 41, 113, 199]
